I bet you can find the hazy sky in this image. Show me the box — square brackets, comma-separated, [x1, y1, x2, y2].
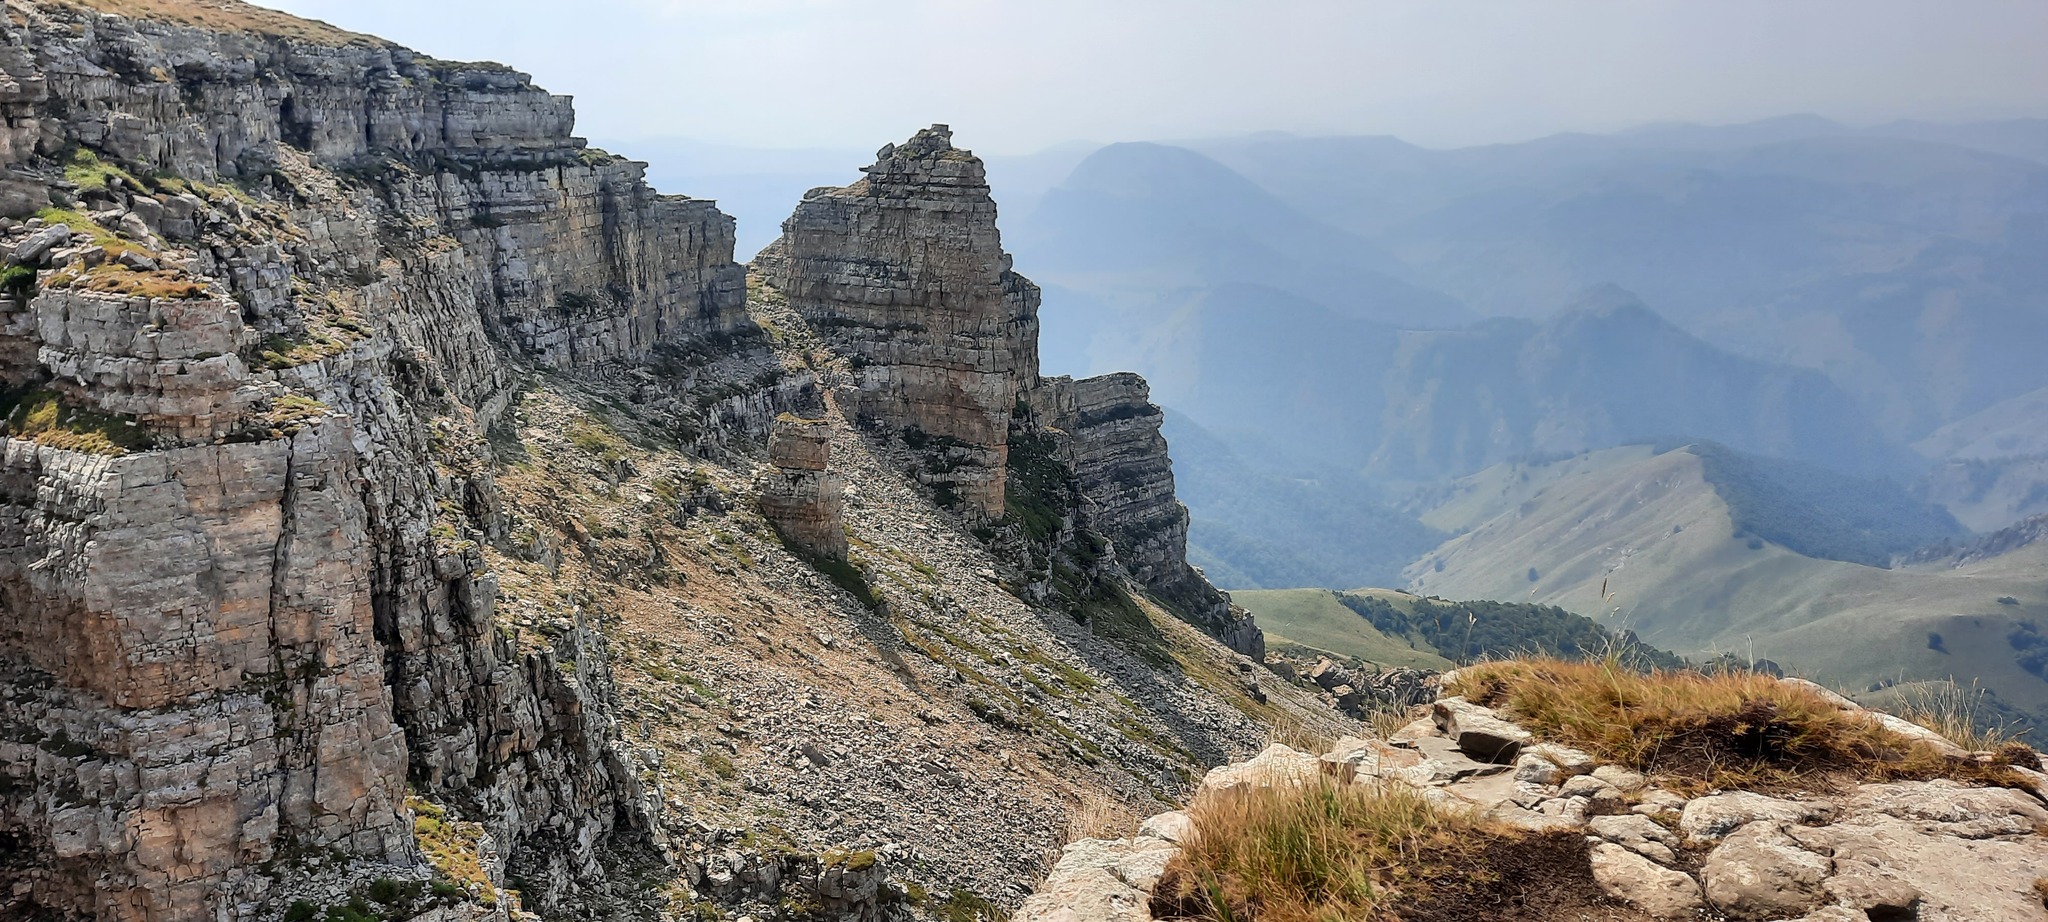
[256, 0, 2048, 154]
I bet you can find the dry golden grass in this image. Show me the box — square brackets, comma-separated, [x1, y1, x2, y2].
[1156, 778, 1487, 922]
[1450, 658, 2032, 792]
[52, 0, 377, 46]
[1062, 787, 1136, 845]
[1889, 680, 2025, 753]
[1263, 716, 1334, 755]
[54, 265, 210, 299]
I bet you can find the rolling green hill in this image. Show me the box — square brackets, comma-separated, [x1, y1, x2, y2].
[1406, 444, 2048, 729]
[1231, 586, 1682, 673]
[1230, 589, 1452, 670]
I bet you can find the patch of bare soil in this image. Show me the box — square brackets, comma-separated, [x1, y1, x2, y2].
[1398, 831, 1659, 922]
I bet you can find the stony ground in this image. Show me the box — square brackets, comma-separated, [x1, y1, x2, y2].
[1025, 672, 2048, 922]
[474, 286, 1346, 912]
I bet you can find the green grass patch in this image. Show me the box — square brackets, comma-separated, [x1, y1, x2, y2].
[61, 147, 143, 194]
[0, 387, 152, 454]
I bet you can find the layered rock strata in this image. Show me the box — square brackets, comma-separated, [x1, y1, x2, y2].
[758, 124, 1040, 518]
[0, 1, 748, 917]
[1034, 373, 1262, 659]
[761, 130, 1258, 657]
[758, 414, 847, 561]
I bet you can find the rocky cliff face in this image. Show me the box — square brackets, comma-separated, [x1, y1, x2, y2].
[1033, 373, 1261, 659]
[759, 128, 1258, 658]
[757, 125, 1040, 519]
[0, 1, 748, 917]
[0, 5, 1287, 921]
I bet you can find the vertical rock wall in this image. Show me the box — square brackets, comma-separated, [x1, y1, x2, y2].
[0, 2, 748, 917]
[1037, 373, 1263, 660]
[759, 124, 1040, 517]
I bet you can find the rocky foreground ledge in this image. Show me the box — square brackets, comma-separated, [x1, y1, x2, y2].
[1020, 667, 2048, 922]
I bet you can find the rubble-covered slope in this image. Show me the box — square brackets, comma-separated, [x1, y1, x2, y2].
[0, 3, 1330, 920]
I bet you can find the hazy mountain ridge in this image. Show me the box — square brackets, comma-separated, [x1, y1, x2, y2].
[1402, 444, 2048, 736]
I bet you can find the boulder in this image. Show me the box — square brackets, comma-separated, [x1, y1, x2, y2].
[1430, 697, 1531, 762]
[1588, 842, 1706, 919]
[1136, 812, 1191, 844]
[1012, 836, 1178, 922]
[1680, 791, 1837, 844]
[1523, 742, 1597, 776]
[1196, 744, 1318, 797]
[12, 222, 70, 264]
[1701, 823, 1832, 921]
[1589, 813, 1681, 865]
[1590, 764, 1648, 792]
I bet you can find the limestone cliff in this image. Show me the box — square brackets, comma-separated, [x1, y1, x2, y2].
[0, 0, 748, 916]
[0, 5, 1300, 922]
[1034, 373, 1261, 660]
[759, 128, 1259, 658]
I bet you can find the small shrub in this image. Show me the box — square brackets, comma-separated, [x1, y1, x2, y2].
[935, 889, 1002, 922]
[283, 902, 318, 922]
[0, 264, 37, 299]
[702, 751, 738, 781]
[1999, 596, 2021, 606]
[1927, 632, 1947, 654]
[366, 878, 406, 905]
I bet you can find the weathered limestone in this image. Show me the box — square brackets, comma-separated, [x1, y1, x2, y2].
[1588, 842, 1706, 919]
[31, 288, 264, 440]
[760, 124, 1040, 517]
[1020, 671, 2048, 922]
[0, 2, 744, 917]
[1033, 373, 1263, 658]
[0, 422, 413, 919]
[1430, 696, 1531, 762]
[759, 415, 847, 561]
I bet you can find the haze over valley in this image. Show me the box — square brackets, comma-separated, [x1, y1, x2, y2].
[4, 1, 2047, 919]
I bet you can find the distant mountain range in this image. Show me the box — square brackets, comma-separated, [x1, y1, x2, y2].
[619, 120, 2048, 720]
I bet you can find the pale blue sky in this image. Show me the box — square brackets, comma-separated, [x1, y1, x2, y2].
[256, 0, 2048, 154]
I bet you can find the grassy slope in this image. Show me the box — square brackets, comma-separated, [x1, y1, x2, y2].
[1231, 588, 1453, 670]
[1406, 447, 2048, 715]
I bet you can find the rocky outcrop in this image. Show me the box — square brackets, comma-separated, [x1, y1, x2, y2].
[1034, 373, 1261, 659]
[0, 420, 414, 920]
[0, 1, 746, 917]
[758, 124, 1039, 518]
[0, 5, 1295, 919]
[1025, 674, 2048, 922]
[758, 414, 847, 561]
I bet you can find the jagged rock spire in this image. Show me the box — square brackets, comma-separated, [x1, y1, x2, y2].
[759, 124, 1040, 517]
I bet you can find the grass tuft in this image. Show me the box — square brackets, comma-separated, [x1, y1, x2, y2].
[1450, 658, 2033, 793]
[1155, 777, 1490, 922]
[1888, 680, 2025, 753]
